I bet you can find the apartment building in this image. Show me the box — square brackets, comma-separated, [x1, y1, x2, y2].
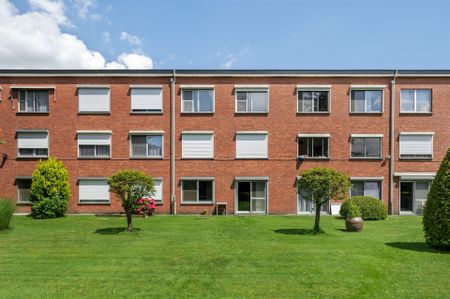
[0, 70, 448, 215]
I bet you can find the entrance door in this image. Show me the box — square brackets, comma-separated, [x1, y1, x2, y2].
[400, 181, 431, 214]
[236, 181, 267, 213]
[400, 182, 413, 213]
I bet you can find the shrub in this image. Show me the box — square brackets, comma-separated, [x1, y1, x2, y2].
[340, 196, 387, 220]
[0, 198, 16, 230]
[423, 148, 450, 248]
[345, 200, 362, 218]
[134, 197, 157, 216]
[30, 157, 70, 219]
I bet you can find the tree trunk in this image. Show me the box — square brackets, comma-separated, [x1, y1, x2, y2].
[313, 203, 321, 233]
[126, 209, 133, 232]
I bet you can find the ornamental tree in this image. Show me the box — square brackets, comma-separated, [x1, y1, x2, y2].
[298, 167, 351, 233]
[108, 170, 154, 232]
[423, 148, 450, 248]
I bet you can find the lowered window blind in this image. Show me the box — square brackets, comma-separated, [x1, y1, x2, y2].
[236, 133, 268, 158]
[182, 133, 214, 158]
[78, 133, 111, 145]
[131, 88, 162, 112]
[78, 88, 110, 112]
[400, 134, 433, 158]
[17, 132, 48, 148]
[79, 179, 110, 203]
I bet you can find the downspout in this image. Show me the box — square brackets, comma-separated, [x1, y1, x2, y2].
[389, 70, 398, 215]
[170, 70, 177, 215]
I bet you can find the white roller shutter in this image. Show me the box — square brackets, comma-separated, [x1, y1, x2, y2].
[131, 88, 162, 111]
[78, 133, 111, 145]
[17, 132, 48, 148]
[78, 88, 110, 112]
[400, 134, 433, 157]
[236, 133, 268, 158]
[182, 133, 214, 158]
[79, 179, 110, 203]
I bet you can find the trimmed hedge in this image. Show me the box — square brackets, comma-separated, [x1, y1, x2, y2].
[423, 148, 450, 248]
[0, 198, 16, 230]
[340, 196, 387, 220]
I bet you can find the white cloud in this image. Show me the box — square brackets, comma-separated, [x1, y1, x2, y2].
[222, 54, 236, 69]
[71, 0, 98, 19]
[120, 31, 142, 46]
[0, 0, 153, 69]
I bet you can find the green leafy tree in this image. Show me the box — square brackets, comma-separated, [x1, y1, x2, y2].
[423, 148, 450, 248]
[298, 167, 351, 233]
[30, 157, 70, 218]
[108, 170, 154, 232]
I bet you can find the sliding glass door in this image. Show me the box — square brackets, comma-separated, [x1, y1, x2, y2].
[236, 181, 267, 214]
[400, 181, 430, 214]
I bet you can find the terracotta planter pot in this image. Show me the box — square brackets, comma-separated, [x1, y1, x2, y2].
[345, 217, 364, 232]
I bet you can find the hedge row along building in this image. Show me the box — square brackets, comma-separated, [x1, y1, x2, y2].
[0, 69, 448, 215]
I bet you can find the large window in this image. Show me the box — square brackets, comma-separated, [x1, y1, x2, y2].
[17, 131, 49, 158]
[182, 133, 214, 159]
[350, 136, 382, 158]
[350, 180, 382, 199]
[235, 89, 268, 113]
[77, 132, 111, 158]
[297, 189, 328, 214]
[236, 180, 267, 214]
[298, 135, 329, 158]
[78, 179, 110, 204]
[181, 179, 214, 203]
[16, 178, 32, 203]
[130, 134, 163, 158]
[131, 88, 162, 113]
[152, 179, 163, 203]
[399, 133, 433, 159]
[18, 90, 49, 112]
[297, 89, 329, 113]
[400, 89, 432, 113]
[181, 89, 214, 113]
[78, 87, 110, 113]
[350, 90, 382, 113]
[236, 132, 268, 159]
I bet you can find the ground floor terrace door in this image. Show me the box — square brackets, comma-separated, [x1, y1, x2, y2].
[400, 181, 431, 215]
[236, 181, 267, 214]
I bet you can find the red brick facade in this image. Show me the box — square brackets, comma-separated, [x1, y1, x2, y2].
[0, 70, 448, 215]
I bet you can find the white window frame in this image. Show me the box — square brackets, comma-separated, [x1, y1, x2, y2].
[77, 85, 111, 114]
[234, 177, 269, 214]
[16, 177, 32, 204]
[16, 130, 49, 158]
[349, 134, 383, 159]
[180, 177, 215, 204]
[297, 134, 330, 159]
[130, 85, 163, 114]
[152, 178, 163, 204]
[181, 131, 214, 159]
[180, 85, 215, 113]
[349, 177, 383, 200]
[77, 131, 112, 159]
[349, 86, 384, 113]
[400, 89, 432, 113]
[17, 89, 50, 113]
[129, 131, 164, 159]
[399, 180, 432, 215]
[399, 132, 434, 160]
[78, 178, 111, 204]
[234, 85, 269, 113]
[296, 85, 331, 113]
[235, 131, 268, 159]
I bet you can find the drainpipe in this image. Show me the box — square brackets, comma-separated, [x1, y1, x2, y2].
[389, 70, 398, 215]
[170, 70, 177, 215]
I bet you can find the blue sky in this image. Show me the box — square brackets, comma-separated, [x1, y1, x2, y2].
[4, 0, 450, 69]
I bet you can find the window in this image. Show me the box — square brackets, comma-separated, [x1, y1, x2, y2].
[182, 133, 214, 159]
[78, 179, 110, 204]
[236, 180, 267, 213]
[77, 132, 111, 158]
[16, 178, 32, 203]
[298, 135, 329, 158]
[78, 88, 110, 113]
[181, 179, 214, 203]
[235, 89, 268, 113]
[350, 136, 382, 158]
[399, 133, 433, 159]
[400, 89, 432, 113]
[17, 131, 49, 158]
[297, 89, 329, 113]
[350, 90, 382, 113]
[181, 89, 214, 113]
[297, 189, 328, 214]
[130, 134, 163, 158]
[400, 181, 431, 214]
[18, 90, 49, 112]
[236, 132, 268, 159]
[152, 179, 163, 203]
[350, 180, 381, 199]
[131, 88, 162, 113]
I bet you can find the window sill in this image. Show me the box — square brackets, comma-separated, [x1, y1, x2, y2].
[16, 202, 32, 206]
[235, 112, 268, 115]
[78, 202, 111, 205]
[399, 158, 433, 161]
[298, 157, 330, 160]
[130, 111, 163, 115]
[16, 156, 48, 160]
[235, 157, 268, 160]
[349, 157, 383, 160]
[399, 112, 433, 115]
[296, 112, 330, 115]
[77, 157, 111, 160]
[130, 157, 164, 160]
[181, 157, 214, 160]
[180, 112, 214, 114]
[180, 202, 214, 205]
[16, 112, 49, 115]
[349, 112, 383, 115]
[78, 112, 111, 115]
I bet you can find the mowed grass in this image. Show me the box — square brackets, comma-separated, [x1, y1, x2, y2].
[0, 216, 449, 298]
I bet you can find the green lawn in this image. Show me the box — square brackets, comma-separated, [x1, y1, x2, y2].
[0, 216, 449, 298]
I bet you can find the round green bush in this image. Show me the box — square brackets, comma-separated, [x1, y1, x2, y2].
[30, 157, 70, 219]
[423, 148, 450, 248]
[340, 196, 387, 220]
[0, 198, 16, 230]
